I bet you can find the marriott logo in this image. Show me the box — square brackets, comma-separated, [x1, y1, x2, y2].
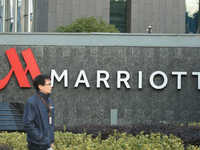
[0, 47, 41, 90]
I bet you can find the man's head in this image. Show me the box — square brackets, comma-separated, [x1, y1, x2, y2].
[33, 74, 52, 94]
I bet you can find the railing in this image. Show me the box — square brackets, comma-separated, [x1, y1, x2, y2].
[0, 103, 25, 130]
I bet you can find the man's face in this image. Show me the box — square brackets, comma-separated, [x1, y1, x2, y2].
[39, 79, 52, 94]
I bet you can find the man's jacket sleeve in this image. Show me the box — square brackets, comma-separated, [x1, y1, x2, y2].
[23, 102, 43, 141]
[51, 132, 55, 143]
[50, 101, 55, 144]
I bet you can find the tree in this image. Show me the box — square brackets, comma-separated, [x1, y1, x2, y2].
[54, 16, 120, 33]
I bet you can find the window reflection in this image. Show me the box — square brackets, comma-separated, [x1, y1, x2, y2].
[110, 0, 127, 33]
[30, 0, 33, 32]
[185, 0, 199, 33]
[10, 0, 13, 32]
[18, 0, 21, 32]
[0, 0, 2, 32]
[0, 0, 34, 32]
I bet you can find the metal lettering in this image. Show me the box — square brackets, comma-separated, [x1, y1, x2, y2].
[117, 71, 131, 89]
[192, 72, 200, 89]
[150, 71, 168, 89]
[97, 70, 110, 88]
[74, 70, 90, 88]
[138, 71, 142, 89]
[172, 72, 187, 89]
[51, 70, 68, 87]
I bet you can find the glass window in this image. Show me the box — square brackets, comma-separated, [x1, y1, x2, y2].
[18, 0, 21, 32]
[0, 0, 34, 32]
[185, 0, 199, 33]
[0, 0, 2, 32]
[110, 0, 127, 33]
[10, 0, 13, 32]
[0, 102, 25, 131]
[30, 0, 34, 32]
[21, 0, 34, 32]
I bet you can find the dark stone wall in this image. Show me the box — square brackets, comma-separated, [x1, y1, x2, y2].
[0, 45, 200, 126]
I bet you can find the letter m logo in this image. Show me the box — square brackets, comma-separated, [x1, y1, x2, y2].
[0, 47, 41, 90]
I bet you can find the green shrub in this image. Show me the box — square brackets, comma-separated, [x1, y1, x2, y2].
[0, 132, 27, 150]
[0, 143, 13, 150]
[0, 131, 200, 150]
[53, 16, 120, 33]
[188, 121, 200, 127]
[56, 123, 200, 148]
[54, 131, 200, 150]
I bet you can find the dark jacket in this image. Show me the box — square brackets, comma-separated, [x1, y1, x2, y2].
[23, 91, 54, 148]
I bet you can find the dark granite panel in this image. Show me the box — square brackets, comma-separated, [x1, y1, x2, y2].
[0, 46, 200, 126]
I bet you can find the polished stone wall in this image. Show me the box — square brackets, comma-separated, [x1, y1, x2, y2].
[0, 45, 200, 126]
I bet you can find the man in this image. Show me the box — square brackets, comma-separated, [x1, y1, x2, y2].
[23, 74, 54, 150]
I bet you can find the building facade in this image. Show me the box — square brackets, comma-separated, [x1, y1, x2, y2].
[38, 0, 186, 33]
[0, 0, 200, 129]
[0, 33, 200, 128]
[0, 0, 199, 33]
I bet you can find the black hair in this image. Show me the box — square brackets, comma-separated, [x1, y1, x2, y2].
[33, 74, 51, 91]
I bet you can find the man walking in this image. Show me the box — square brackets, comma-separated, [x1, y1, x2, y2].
[23, 74, 54, 150]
